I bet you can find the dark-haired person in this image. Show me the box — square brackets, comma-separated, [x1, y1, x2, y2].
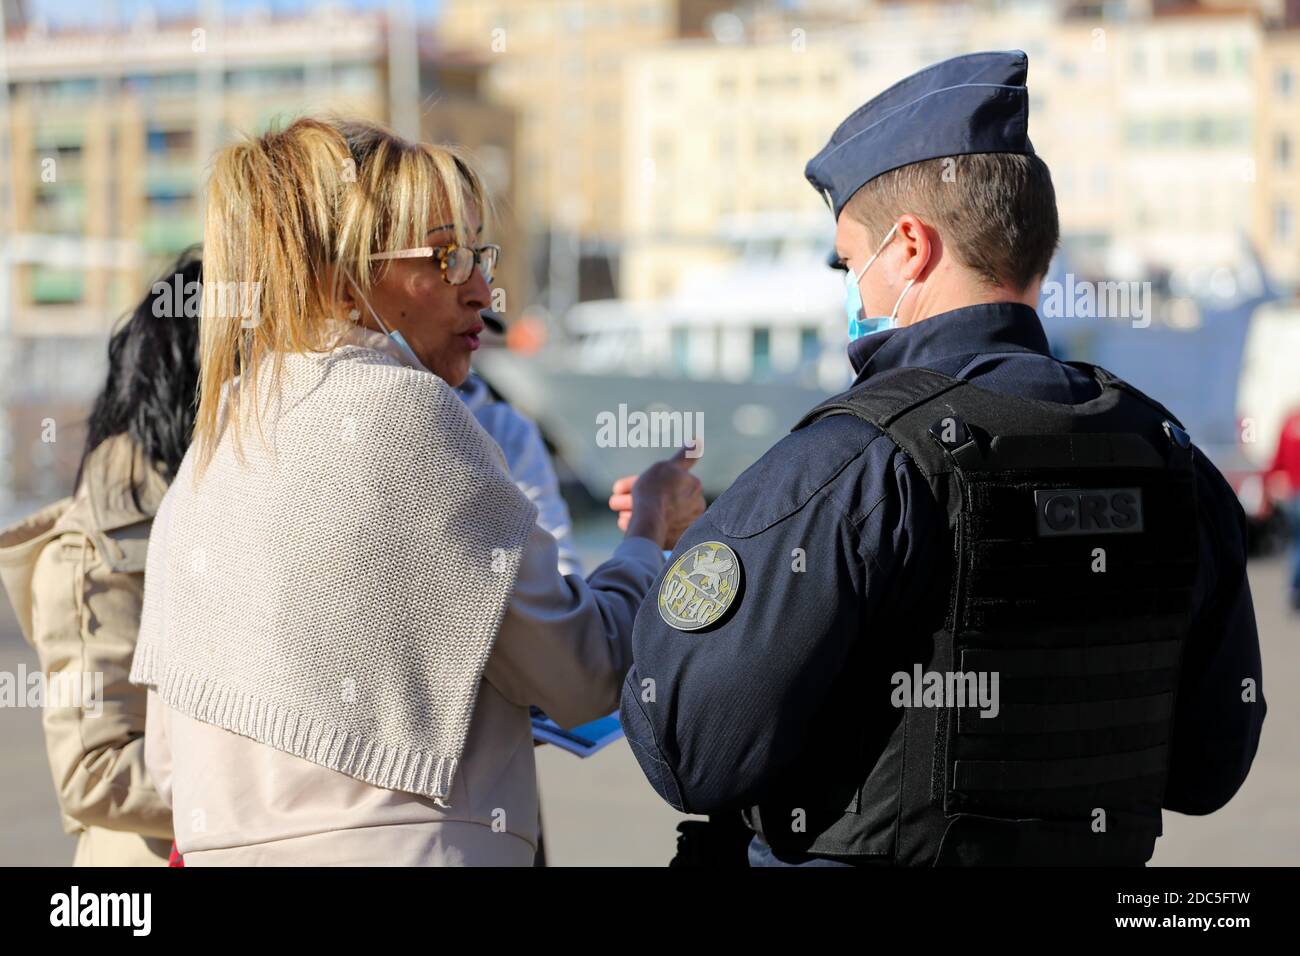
[0, 248, 201, 865]
[620, 51, 1266, 866]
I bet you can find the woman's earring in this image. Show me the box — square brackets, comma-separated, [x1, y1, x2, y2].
[348, 308, 360, 322]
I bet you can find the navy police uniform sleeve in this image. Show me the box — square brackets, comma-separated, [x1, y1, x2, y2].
[1163, 446, 1267, 815]
[619, 415, 941, 814]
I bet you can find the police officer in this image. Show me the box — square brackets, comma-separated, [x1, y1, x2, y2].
[618, 50, 1267, 866]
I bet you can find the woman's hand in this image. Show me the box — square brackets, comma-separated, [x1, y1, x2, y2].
[608, 445, 706, 550]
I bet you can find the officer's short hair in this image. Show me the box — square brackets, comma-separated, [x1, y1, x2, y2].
[844, 152, 1059, 292]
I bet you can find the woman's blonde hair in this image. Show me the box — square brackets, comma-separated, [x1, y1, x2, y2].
[195, 115, 490, 476]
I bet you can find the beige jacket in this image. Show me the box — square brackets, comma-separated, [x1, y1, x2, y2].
[0, 434, 174, 866]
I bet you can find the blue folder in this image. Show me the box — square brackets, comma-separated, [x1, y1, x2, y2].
[530, 707, 624, 757]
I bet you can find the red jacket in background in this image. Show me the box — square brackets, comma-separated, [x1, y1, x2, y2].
[1270, 411, 1300, 496]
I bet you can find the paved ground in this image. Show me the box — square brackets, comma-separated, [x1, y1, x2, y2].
[1, 547, 1294, 866]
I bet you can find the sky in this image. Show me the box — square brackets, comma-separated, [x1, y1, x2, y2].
[26, 0, 445, 29]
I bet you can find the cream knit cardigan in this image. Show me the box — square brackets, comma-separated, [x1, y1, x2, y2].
[129, 344, 537, 802]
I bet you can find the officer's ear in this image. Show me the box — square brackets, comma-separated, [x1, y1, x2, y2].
[895, 214, 935, 282]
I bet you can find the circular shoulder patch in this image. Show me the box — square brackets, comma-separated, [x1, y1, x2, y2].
[658, 541, 743, 632]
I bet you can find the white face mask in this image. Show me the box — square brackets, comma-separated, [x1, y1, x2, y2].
[844, 222, 928, 341]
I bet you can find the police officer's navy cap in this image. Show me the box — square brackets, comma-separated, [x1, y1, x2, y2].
[806, 50, 1035, 220]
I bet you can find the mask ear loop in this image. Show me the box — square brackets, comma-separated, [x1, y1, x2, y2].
[889, 278, 916, 321]
[888, 234, 932, 324]
[344, 274, 392, 336]
[344, 273, 425, 369]
[852, 223, 899, 283]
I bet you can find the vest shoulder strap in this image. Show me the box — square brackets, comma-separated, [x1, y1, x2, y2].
[796, 363, 1191, 485]
[796, 366, 970, 429]
[1062, 360, 1187, 431]
[794, 366, 973, 483]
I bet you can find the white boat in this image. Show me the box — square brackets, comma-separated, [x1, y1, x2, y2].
[478, 226, 848, 498]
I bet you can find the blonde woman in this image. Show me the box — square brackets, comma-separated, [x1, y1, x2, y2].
[129, 118, 703, 866]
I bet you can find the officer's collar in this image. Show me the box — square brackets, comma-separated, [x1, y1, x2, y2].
[847, 301, 1049, 383]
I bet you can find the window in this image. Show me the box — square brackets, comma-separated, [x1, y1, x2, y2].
[1154, 117, 1181, 147]
[333, 63, 378, 92]
[1220, 116, 1247, 146]
[146, 127, 194, 155]
[146, 191, 194, 210]
[671, 327, 689, 375]
[752, 328, 771, 377]
[124, 73, 197, 96]
[225, 67, 306, 92]
[1277, 133, 1292, 169]
[799, 328, 820, 365]
[1274, 202, 1294, 244]
[1278, 66, 1295, 98]
[1191, 48, 1218, 75]
[142, 216, 201, 255]
[31, 266, 84, 305]
[33, 185, 84, 234]
[34, 78, 96, 99]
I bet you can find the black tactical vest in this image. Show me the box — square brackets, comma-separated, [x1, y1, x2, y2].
[746, 363, 1200, 865]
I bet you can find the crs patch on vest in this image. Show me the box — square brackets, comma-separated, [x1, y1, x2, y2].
[1033, 487, 1144, 536]
[658, 541, 742, 631]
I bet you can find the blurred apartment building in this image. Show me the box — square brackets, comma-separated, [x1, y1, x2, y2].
[617, 0, 1300, 302]
[437, 0, 1300, 304]
[0, 2, 522, 504]
[1255, 5, 1300, 288]
[439, 0, 739, 314]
